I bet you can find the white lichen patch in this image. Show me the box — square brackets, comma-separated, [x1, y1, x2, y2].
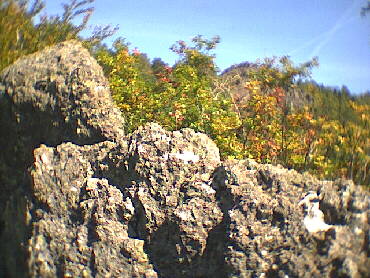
[123, 197, 135, 214]
[200, 183, 216, 194]
[299, 191, 334, 233]
[38, 148, 54, 171]
[95, 85, 105, 91]
[40, 152, 50, 165]
[176, 210, 193, 221]
[86, 177, 100, 191]
[163, 151, 200, 164]
[137, 144, 146, 154]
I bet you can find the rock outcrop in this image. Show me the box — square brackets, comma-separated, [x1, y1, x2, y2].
[0, 41, 369, 278]
[221, 62, 313, 109]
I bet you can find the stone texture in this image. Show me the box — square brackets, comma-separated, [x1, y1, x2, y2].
[0, 41, 369, 278]
[0, 40, 124, 277]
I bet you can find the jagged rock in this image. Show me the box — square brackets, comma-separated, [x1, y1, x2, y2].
[0, 41, 369, 278]
[0, 40, 124, 277]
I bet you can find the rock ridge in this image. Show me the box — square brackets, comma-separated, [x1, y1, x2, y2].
[0, 41, 368, 278]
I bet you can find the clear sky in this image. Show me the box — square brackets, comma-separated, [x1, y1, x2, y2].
[44, 0, 370, 94]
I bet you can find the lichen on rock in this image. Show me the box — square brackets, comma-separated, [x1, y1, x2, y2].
[0, 41, 368, 278]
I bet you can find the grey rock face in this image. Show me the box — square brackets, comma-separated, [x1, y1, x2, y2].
[0, 40, 124, 277]
[0, 41, 369, 278]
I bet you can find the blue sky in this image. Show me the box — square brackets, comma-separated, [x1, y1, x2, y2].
[44, 0, 370, 94]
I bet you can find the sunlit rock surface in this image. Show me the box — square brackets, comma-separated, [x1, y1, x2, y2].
[0, 41, 368, 278]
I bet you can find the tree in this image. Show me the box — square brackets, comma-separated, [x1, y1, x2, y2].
[0, 0, 117, 71]
[296, 81, 370, 186]
[151, 58, 168, 76]
[97, 35, 243, 156]
[220, 57, 318, 165]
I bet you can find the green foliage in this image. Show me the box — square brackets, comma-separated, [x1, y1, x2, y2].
[299, 82, 370, 186]
[230, 58, 318, 169]
[96, 38, 157, 130]
[97, 34, 369, 187]
[97, 36, 242, 155]
[0, 0, 116, 71]
[151, 57, 168, 76]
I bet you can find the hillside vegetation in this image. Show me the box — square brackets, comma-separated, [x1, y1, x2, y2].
[1, 0, 369, 186]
